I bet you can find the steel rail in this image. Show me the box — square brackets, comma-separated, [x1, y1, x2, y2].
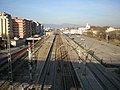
[35, 35, 56, 90]
[87, 62, 120, 90]
[0, 39, 43, 90]
[64, 34, 120, 90]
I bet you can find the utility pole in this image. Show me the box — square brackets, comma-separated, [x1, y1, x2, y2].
[28, 42, 33, 84]
[7, 29, 13, 90]
[32, 37, 35, 61]
[32, 37, 36, 73]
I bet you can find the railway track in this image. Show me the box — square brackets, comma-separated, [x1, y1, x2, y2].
[59, 38, 75, 90]
[87, 62, 120, 90]
[63, 34, 120, 90]
[2, 32, 119, 90]
[54, 34, 81, 90]
[0, 37, 48, 90]
[0, 36, 48, 73]
[0, 47, 29, 90]
[33, 35, 55, 90]
[52, 34, 62, 90]
[0, 47, 27, 73]
[34, 33, 81, 90]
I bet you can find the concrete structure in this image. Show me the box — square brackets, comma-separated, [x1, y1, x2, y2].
[0, 12, 13, 39]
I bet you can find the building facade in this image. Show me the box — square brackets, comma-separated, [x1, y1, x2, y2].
[25, 20, 33, 38]
[32, 21, 37, 36]
[0, 12, 13, 39]
[1, 12, 44, 40]
[12, 17, 27, 38]
[12, 17, 34, 38]
[35, 21, 41, 35]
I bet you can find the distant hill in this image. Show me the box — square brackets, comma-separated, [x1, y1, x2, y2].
[43, 23, 81, 29]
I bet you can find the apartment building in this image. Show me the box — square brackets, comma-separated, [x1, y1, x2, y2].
[24, 19, 32, 38]
[32, 21, 44, 36]
[0, 12, 44, 40]
[12, 17, 26, 38]
[0, 12, 13, 39]
[12, 17, 35, 38]
[41, 25, 44, 36]
[35, 22, 41, 34]
[32, 21, 37, 36]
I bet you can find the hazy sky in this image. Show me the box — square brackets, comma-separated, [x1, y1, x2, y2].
[0, 0, 120, 26]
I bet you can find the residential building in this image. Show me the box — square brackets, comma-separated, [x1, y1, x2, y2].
[1, 12, 44, 40]
[0, 12, 13, 39]
[12, 17, 27, 38]
[25, 19, 33, 38]
[28, 20, 33, 37]
[35, 21, 41, 35]
[41, 25, 45, 36]
[12, 17, 34, 38]
[32, 21, 37, 36]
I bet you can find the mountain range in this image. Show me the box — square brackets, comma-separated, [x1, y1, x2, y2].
[43, 23, 82, 29]
[42, 23, 120, 29]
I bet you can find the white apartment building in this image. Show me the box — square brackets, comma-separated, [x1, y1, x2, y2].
[0, 12, 13, 39]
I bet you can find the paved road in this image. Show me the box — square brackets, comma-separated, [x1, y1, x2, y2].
[69, 35, 120, 64]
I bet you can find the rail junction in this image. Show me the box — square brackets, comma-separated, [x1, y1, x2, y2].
[0, 32, 120, 90]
